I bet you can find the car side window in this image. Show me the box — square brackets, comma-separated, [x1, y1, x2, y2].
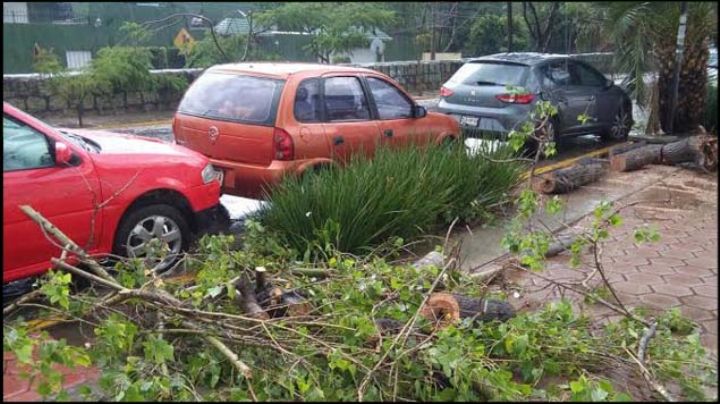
[323, 77, 371, 121]
[366, 77, 413, 120]
[541, 62, 570, 88]
[3, 115, 54, 172]
[568, 62, 606, 87]
[294, 79, 323, 122]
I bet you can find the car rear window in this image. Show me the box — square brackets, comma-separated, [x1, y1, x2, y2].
[178, 72, 285, 126]
[449, 62, 528, 87]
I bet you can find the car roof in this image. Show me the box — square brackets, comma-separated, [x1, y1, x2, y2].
[206, 62, 380, 78]
[466, 52, 571, 66]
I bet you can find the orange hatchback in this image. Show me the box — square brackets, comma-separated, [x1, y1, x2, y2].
[173, 63, 460, 198]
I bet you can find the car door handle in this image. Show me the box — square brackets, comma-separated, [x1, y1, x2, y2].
[333, 135, 344, 145]
[384, 129, 393, 138]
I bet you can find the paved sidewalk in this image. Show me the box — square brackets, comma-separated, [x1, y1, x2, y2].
[505, 167, 718, 352]
[3, 349, 100, 401]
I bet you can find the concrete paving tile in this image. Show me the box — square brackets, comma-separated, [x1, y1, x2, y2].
[651, 283, 695, 297]
[638, 293, 682, 309]
[679, 306, 717, 322]
[691, 285, 718, 298]
[680, 295, 718, 310]
[661, 273, 706, 287]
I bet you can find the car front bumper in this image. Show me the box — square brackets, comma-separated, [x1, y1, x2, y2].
[194, 203, 231, 237]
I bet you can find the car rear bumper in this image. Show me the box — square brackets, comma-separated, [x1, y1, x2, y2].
[437, 99, 533, 139]
[209, 159, 300, 198]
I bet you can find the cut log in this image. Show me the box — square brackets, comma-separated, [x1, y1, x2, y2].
[261, 289, 312, 318]
[234, 277, 269, 320]
[610, 144, 663, 172]
[660, 135, 718, 172]
[531, 162, 606, 194]
[420, 292, 515, 328]
[412, 251, 444, 270]
[660, 136, 704, 165]
[545, 234, 578, 257]
[575, 157, 609, 166]
[609, 141, 647, 156]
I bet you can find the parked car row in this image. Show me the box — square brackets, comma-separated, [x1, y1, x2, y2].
[4, 53, 631, 288]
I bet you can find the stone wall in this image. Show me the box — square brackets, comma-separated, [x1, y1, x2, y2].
[1, 53, 614, 116]
[2, 61, 462, 116]
[2, 69, 203, 116]
[351, 60, 465, 94]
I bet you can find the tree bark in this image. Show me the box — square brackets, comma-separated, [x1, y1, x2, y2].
[531, 162, 606, 194]
[234, 276, 269, 320]
[609, 141, 648, 156]
[610, 144, 663, 172]
[420, 292, 515, 328]
[660, 135, 708, 165]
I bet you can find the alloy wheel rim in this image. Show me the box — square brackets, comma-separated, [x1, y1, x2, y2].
[610, 109, 630, 139]
[126, 215, 182, 271]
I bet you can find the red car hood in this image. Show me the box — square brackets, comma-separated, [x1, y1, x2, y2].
[64, 129, 205, 159]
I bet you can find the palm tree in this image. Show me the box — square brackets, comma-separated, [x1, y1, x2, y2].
[602, 2, 714, 134]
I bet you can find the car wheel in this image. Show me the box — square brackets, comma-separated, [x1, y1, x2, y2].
[601, 105, 631, 142]
[524, 118, 561, 158]
[113, 204, 192, 274]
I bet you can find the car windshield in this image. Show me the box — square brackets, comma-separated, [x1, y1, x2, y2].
[449, 62, 527, 87]
[178, 72, 285, 125]
[59, 130, 101, 153]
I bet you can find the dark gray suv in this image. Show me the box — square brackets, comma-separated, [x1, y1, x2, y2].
[437, 53, 633, 145]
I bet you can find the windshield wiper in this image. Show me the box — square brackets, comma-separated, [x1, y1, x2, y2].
[476, 80, 501, 86]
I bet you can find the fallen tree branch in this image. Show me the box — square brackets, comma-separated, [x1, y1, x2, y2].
[3, 288, 44, 316]
[625, 346, 676, 402]
[637, 320, 657, 364]
[21, 205, 114, 281]
[506, 262, 650, 327]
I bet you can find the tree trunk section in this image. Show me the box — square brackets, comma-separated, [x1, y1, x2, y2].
[235, 277, 269, 320]
[420, 292, 515, 328]
[610, 144, 663, 172]
[531, 162, 605, 194]
[609, 141, 647, 156]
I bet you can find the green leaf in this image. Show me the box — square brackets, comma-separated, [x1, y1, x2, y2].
[15, 343, 33, 364]
[591, 387, 609, 401]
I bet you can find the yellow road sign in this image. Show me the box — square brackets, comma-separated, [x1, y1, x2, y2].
[174, 27, 195, 51]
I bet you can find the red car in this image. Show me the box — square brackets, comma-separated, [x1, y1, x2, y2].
[3, 102, 225, 286]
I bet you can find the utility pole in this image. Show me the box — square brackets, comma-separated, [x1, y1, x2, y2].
[667, 1, 688, 135]
[507, 2, 513, 52]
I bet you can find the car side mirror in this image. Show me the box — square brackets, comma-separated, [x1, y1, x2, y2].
[55, 142, 74, 166]
[413, 105, 427, 118]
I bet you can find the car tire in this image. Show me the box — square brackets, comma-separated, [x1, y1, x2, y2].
[524, 118, 561, 158]
[113, 204, 192, 274]
[601, 105, 631, 142]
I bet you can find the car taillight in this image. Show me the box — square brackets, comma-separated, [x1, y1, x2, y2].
[495, 93, 535, 104]
[273, 128, 294, 161]
[440, 86, 454, 97]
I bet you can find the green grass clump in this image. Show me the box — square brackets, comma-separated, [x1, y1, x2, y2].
[261, 142, 525, 256]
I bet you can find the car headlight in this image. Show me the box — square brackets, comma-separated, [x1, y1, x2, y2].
[201, 163, 222, 184]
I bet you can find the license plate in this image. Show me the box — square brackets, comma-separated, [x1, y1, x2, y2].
[460, 116, 479, 127]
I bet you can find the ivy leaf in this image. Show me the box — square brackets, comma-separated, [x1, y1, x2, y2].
[143, 336, 174, 364]
[15, 343, 34, 364]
